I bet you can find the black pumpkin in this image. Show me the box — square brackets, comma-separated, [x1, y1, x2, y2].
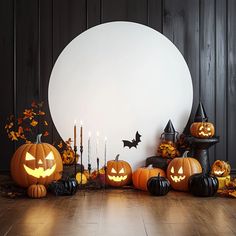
[48, 177, 78, 196]
[188, 173, 218, 197]
[147, 173, 170, 196]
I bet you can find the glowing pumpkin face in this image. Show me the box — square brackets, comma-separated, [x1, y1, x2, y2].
[167, 152, 202, 191]
[190, 122, 215, 138]
[106, 155, 132, 187]
[23, 151, 57, 178]
[211, 160, 231, 177]
[11, 135, 63, 188]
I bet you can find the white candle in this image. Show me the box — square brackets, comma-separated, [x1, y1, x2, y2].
[104, 137, 107, 166]
[88, 132, 91, 164]
[96, 131, 99, 158]
[74, 120, 77, 147]
[80, 120, 83, 146]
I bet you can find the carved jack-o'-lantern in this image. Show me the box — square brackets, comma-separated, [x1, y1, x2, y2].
[190, 122, 215, 138]
[106, 154, 132, 187]
[166, 151, 202, 191]
[211, 160, 231, 177]
[11, 134, 63, 188]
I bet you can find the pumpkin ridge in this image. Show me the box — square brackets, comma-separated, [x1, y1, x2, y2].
[39, 143, 46, 185]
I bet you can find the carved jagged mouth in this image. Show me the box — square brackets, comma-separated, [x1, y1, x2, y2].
[170, 175, 186, 182]
[199, 131, 211, 137]
[214, 170, 225, 176]
[108, 175, 127, 182]
[23, 164, 56, 178]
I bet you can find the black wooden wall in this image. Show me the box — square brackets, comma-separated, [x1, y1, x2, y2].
[0, 0, 235, 172]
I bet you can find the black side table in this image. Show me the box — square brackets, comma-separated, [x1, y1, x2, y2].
[185, 136, 219, 174]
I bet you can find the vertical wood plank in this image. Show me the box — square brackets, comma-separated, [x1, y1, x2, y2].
[102, 0, 148, 25]
[102, 0, 128, 22]
[52, 0, 87, 143]
[87, 0, 101, 28]
[215, 0, 227, 161]
[199, 0, 216, 164]
[0, 0, 14, 171]
[126, 0, 148, 25]
[148, 0, 163, 33]
[163, 0, 200, 133]
[15, 0, 40, 138]
[227, 0, 236, 171]
[39, 0, 53, 144]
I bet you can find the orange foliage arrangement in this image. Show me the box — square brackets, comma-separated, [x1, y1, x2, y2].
[56, 138, 79, 165]
[5, 101, 49, 143]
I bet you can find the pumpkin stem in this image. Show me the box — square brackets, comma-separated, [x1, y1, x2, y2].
[182, 150, 189, 158]
[115, 154, 120, 161]
[35, 134, 42, 144]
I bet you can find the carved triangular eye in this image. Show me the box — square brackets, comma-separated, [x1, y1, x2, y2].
[45, 151, 54, 160]
[171, 166, 174, 174]
[111, 168, 117, 173]
[26, 152, 35, 161]
[178, 166, 183, 174]
[119, 168, 125, 174]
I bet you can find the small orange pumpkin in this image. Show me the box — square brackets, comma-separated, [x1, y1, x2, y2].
[166, 151, 202, 191]
[132, 166, 166, 191]
[211, 160, 231, 177]
[190, 122, 215, 138]
[27, 184, 47, 198]
[11, 134, 63, 188]
[106, 155, 132, 187]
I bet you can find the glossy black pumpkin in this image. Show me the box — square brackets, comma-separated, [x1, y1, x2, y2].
[188, 173, 218, 197]
[48, 177, 78, 196]
[147, 173, 170, 196]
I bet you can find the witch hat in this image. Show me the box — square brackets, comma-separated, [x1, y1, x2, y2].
[164, 120, 176, 134]
[194, 102, 208, 122]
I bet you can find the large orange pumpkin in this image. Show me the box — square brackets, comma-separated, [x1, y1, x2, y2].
[132, 166, 166, 191]
[166, 152, 202, 191]
[190, 122, 215, 138]
[11, 134, 63, 188]
[106, 154, 132, 187]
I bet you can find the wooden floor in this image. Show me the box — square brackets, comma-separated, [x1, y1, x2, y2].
[1, 186, 236, 236]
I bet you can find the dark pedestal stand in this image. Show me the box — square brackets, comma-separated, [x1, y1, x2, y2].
[185, 136, 219, 174]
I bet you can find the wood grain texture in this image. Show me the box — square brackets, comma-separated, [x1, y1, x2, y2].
[87, 0, 101, 28]
[0, 0, 236, 173]
[163, 0, 200, 133]
[0, 187, 236, 236]
[52, 0, 87, 143]
[15, 0, 40, 117]
[39, 0, 54, 145]
[215, 0, 227, 162]
[0, 0, 14, 171]
[199, 0, 216, 164]
[148, 0, 163, 33]
[227, 0, 236, 172]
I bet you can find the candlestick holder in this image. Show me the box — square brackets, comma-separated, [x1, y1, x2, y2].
[73, 145, 77, 177]
[104, 165, 107, 189]
[97, 158, 99, 172]
[88, 163, 91, 177]
[80, 145, 83, 187]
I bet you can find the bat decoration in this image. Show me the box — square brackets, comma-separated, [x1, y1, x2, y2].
[122, 131, 142, 149]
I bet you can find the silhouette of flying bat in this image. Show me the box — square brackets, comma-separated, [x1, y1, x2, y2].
[122, 131, 141, 149]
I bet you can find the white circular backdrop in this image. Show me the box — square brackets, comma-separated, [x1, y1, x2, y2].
[48, 21, 193, 170]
